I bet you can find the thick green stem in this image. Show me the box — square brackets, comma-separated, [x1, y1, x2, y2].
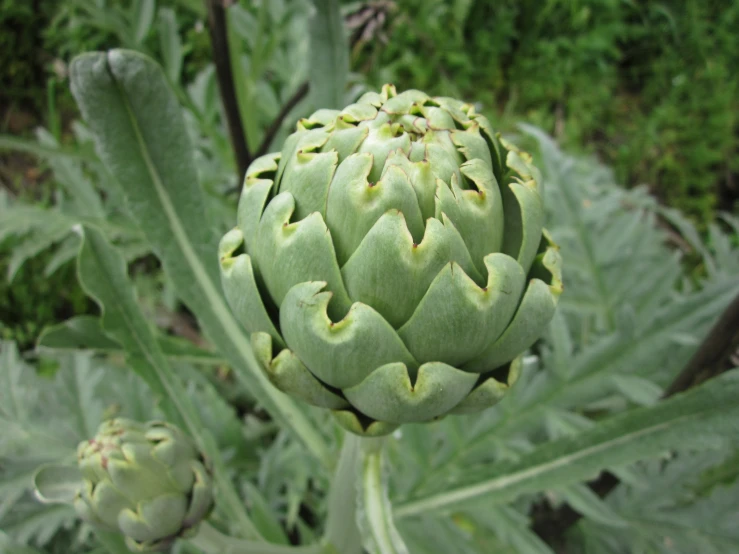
[190, 522, 323, 554]
[322, 433, 363, 554]
[360, 437, 409, 554]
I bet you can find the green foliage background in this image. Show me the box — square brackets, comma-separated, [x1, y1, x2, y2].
[3, 0, 737, 221]
[352, 0, 739, 225]
[6, 0, 736, 349]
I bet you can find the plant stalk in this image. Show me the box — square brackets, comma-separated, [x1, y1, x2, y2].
[360, 437, 409, 554]
[205, 0, 250, 180]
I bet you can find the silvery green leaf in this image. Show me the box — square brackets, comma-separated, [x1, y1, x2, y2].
[69, 49, 329, 465]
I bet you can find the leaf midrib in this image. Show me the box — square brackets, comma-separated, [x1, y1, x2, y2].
[104, 54, 331, 466]
[422, 281, 738, 486]
[394, 403, 720, 518]
[84, 232, 199, 434]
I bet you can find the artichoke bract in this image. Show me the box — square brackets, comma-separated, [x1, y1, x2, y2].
[220, 84, 562, 436]
[74, 419, 214, 552]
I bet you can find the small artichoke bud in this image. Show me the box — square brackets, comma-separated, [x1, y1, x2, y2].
[74, 419, 214, 552]
[220, 84, 562, 436]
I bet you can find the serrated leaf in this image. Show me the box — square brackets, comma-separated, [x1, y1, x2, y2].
[1, 344, 108, 461]
[394, 370, 739, 518]
[575, 448, 739, 553]
[75, 226, 173, 408]
[486, 278, 738, 441]
[390, 128, 739, 507]
[69, 49, 329, 465]
[0, 471, 31, 521]
[1, 503, 77, 547]
[0, 341, 166, 546]
[74, 224, 261, 539]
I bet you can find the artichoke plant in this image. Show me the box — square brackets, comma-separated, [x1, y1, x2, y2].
[220, 84, 562, 436]
[74, 419, 214, 552]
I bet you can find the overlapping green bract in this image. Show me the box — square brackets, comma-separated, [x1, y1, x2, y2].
[220, 85, 562, 436]
[74, 419, 213, 552]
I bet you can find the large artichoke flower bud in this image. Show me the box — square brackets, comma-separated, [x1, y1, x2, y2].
[74, 419, 214, 552]
[220, 84, 562, 436]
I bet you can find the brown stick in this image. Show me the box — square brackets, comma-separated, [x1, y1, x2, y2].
[213, 1, 394, 190]
[532, 290, 739, 549]
[243, 0, 388, 165]
[254, 82, 310, 159]
[223, 82, 310, 196]
[664, 290, 739, 395]
[205, 0, 250, 181]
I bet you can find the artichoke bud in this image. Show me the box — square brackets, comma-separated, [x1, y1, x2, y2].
[221, 85, 563, 436]
[74, 419, 214, 552]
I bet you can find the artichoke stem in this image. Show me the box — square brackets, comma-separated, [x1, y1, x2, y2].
[359, 436, 410, 554]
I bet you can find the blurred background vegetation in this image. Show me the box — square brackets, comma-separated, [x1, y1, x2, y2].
[1, 0, 738, 350]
